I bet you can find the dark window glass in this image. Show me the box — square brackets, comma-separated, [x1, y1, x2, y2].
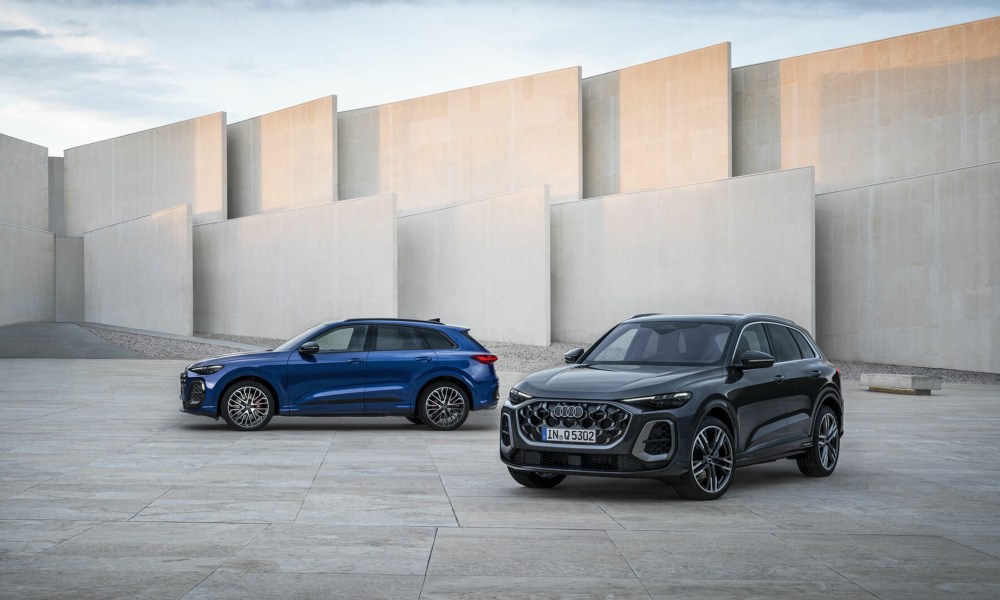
[314, 325, 368, 352]
[789, 328, 817, 358]
[419, 328, 456, 349]
[766, 324, 803, 362]
[375, 325, 428, 351]
[585, 321, 732, 365]
[736, 323, 771, 358]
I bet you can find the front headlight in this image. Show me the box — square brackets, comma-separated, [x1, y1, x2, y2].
[189, 364, 224, 375]
[623, 391, 692, 410]
[508, 388, 533, 405]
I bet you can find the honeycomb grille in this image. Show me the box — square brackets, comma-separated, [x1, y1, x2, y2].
[183, 379, 205, 410]
[517, 401, 631, 446]
[643, 422, 673, 456]
[500, 414, 512, 448]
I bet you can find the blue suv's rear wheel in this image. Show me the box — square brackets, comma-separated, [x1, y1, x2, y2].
[419, 381, 469, 431]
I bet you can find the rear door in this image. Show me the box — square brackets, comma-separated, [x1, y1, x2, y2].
[777, 325, 827, 441]
[365, 325, 438, 415]
[284, 324, 369, 415]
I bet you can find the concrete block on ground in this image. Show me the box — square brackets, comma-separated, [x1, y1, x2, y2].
[398, 186, 550, 346]
[55, 237, 84, 322]
[552, 168, 815, 343]
[0, 223, 54, 326]
[228, 96, 337, 218]
[860, 374, 942, 395]
[0, 133, 48, 231]
[64, 113, 227, 236]
[84, 205, 193, 336]
[194, 194, 397, 340]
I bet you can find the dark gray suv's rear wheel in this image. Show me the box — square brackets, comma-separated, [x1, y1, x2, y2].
[673, 417, 734, 500]
[797, 405, 840, 477]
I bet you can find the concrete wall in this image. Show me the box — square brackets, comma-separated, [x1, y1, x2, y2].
[733, 17, 1000, 193]
[194, 194, 397, 340]
[816, 161, 999, 373]
[398, 186, 550, 346]
[48, 157, 66, 237]
[64, 113, 227, 237]
[84, 205, 193, 336]
[583, 44, 731, 198]
[0, 133, 48, 230]
[338, 68, 580, 212]
[55, 237, 84, 323]
[551, 168, 815, 343]
[0, 223, 54, 326]
[228, 96, 337, 218]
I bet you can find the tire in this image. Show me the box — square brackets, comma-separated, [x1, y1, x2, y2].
[418, 381, 470, 431]
[674, 417, 735, 500]
[797, 405, 840, 477]
[220, 381, 274, 432]
[406, 415, 424, 425]
[508, 467, 566, 488]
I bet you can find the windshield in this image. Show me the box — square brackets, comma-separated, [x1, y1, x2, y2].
[583, 320, 733, 366]
[273, 323, 331, 352]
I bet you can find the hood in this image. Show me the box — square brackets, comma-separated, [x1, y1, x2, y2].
[188, 350, 279, 370]
[516, 363, 723, 400]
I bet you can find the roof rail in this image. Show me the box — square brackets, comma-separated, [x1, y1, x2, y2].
[630, 313, 662, 319]
[743, 313, 796, 324]
[341, 317, 446, 324]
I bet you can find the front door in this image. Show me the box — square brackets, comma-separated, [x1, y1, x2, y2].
[729, 323, 789, 457]
[284, 324, 370, 415]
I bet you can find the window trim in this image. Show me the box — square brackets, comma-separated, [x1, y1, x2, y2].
[371, 324, 432, 352]
[310, 324, 370, 354]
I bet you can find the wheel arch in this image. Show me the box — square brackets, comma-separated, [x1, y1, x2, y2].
[216, 375, 281, 418]
[417, 376, 473, 412]
[698, 396, 737, 441]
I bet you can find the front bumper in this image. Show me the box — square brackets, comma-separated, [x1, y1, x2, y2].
[499, 398, 694, 479]
[179, 372, 219, 418]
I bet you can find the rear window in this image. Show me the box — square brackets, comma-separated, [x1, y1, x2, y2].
[419, 328, 457, 350]
[374, 325, 427, 351]
[765, 324, 803, 363]
[789, 328, 817, 358]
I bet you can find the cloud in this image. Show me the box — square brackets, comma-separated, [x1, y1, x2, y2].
[0, 27, 49, 40]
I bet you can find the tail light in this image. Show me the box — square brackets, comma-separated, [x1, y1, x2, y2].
[472, 354, 498, 364]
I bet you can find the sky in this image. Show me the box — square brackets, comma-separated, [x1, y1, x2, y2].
[1, 0, 998, 155]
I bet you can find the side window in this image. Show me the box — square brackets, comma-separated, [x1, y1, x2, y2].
[789, 328, 817, 358]
[765, 324, 803, 363]
[419, 328, 457, 350]
[374, 325, 428, 351]
[314, 325, 368, 352]
[736, 323, 771, 358]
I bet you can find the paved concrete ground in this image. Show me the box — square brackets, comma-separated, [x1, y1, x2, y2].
[1, 359, 999, 599]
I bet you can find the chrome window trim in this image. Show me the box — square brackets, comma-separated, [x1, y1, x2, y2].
[731, 321, 821, 365]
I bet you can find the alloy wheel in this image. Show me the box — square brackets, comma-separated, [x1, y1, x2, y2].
[691, 425, 734, 495]
[227, 385, 270, 429]
[424, 385, 466, 429]
[817, 412, 840, 470]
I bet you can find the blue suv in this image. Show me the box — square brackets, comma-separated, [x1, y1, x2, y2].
[181, 319, 500, 431]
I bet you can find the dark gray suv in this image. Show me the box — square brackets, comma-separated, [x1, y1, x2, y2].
[500, 314, 842, 500]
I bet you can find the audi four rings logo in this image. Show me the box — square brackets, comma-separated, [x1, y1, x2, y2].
[552, 404, 585, 419]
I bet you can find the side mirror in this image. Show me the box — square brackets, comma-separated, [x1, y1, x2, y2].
[738, 350, 775, 369]
[299, 342, 320, 355]
[564, 348, 585, 364]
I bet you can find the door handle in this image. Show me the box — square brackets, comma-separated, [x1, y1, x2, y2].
[773, 375, 785, 383]
[415, 357, 432, 362]
[810, 369, 822, 378]
[348, 358, 365, 364]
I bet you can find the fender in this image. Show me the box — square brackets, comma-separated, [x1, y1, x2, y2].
[409, 365, 478, 405]
[805, 385, 844, 436]
[695, 396, 739, 444]
[213, 364, 287, 410]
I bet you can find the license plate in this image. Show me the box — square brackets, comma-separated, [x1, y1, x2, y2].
[542, 427, 596, 443]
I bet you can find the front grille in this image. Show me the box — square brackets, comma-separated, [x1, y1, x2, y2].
[643, 422, 673, 456]
[517, 401, 631, 446]
[510, 449, 652, 473]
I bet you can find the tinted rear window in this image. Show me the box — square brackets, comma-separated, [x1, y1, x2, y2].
[766, 324, 803, 362]
[789, 328, 817, 358]
[419, 328, 457, 349]
[374, 325, 427, 351]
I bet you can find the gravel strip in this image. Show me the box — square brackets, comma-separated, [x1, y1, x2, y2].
[80, 324, 256, 360]
[87, 326, 999, 384]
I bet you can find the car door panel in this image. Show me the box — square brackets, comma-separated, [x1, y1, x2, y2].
[283, 325, 369, 415]
[365, 325, 438, 415]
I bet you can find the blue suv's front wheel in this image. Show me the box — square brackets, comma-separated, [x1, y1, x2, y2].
[221, 381, 275, 431]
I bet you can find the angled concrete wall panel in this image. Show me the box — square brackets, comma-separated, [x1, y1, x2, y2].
[734, 18, 1000, 193]
[228, 96, 337, 218]
[0, 133, 48, 230]
[194, 194, 397, 340]
[84, 205, 193, 336]
[65, 113, 226, 236]
[55, 237, 84, 323]
[398, 186, 550, 346]
[338, 68, 581, 212]
[583, 44, 731, 198]
[0, 224, 54, 326]
[552, 168, 815, 343]
[816, 161, 1000, 373]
